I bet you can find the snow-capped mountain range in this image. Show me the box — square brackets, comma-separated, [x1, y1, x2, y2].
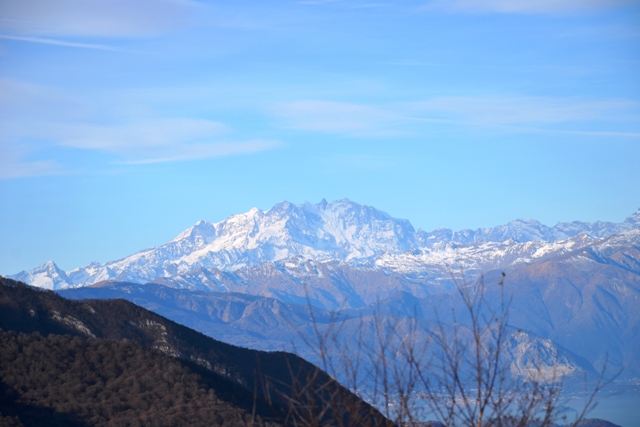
[10, 199, 640, 385]
[9, 199, 640, 295]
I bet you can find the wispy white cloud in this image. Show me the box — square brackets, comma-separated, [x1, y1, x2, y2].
[297, 0, 387, 8]
[272, 96, 640, 137]
[408, 96, 639, 125]
[0, 117, 284, 177]
[58, 118, 231, 151]
[54, 118, 283, 164]
[273, 100, 405, 136]
[117, 140, 284, 165]
[0, 0, 203, 38]
[512, 128, 640, 138]
[0, 159, 64, 179]
[0, 143, 65, 179]
[323, 154, 397, 172]
[380, 61, 443, 67]
[557, 24, 640, 39]
[350, 4, 388, 8]
[422, 0, 640, 14]
[0, 34, 119, 50]
[0, 79, 284, 176]
[297, 0, 341, 4]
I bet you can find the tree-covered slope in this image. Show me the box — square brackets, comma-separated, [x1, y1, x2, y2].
[0, 277, 387, 427]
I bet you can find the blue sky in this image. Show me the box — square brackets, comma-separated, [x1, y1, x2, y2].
[1, 0, 639, 273]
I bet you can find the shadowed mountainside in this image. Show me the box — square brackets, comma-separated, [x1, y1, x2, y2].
[0, 277, 387, 427]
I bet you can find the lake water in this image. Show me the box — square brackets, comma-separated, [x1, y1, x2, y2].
[563, 389, 640, 427]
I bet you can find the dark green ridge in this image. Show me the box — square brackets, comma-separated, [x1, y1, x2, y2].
[0, 277, 388, 427]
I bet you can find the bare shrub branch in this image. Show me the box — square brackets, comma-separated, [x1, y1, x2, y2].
[260, 274, 615, 427]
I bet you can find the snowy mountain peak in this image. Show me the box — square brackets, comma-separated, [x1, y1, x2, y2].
[10, 260, 69, 290]
[171, 219, 216, 244]
[8, 200, 640, 290]
[213, 198, 416, 259]
[43, 260, 58, 269]
[247, 207, 262, 216]
[486, 218, 551, 242]
[417, 209, 639, 248]
[624, 208, 640, 226]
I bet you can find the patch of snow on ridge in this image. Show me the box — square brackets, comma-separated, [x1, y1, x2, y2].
[375, 234, 597, 276]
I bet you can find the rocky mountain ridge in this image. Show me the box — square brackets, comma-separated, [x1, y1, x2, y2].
[55, 225, 640, 390]
[9, 199, 640, 294]
[58, 280, 601, 385]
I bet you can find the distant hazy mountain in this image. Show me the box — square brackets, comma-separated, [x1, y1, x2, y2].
[409, 227, 640, 380]
[416, 209, 640, 248]
[8, 200, 640, 383]
[59, 280, 598, 390]
[54, 227, 640, 387]
[9, 199, 640, 299]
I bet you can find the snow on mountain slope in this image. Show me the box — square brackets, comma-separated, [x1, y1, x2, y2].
[416, 210, 640, 248]
[7, 200, 640, 293]
[10, 260, 70, 291]
[377, 232, 596, 278]
[11, 199, 418, 287]
[463, 226, 640, 377]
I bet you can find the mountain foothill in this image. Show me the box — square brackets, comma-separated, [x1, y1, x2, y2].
[0, 277, 386, 427]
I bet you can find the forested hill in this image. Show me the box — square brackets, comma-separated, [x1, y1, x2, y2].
[0, 277, 387, 427]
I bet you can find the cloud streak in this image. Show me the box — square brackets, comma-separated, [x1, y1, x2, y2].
[0, 159, 63, 179]
[407, 96, 639, 125]
[55, 118, 283, 164]
[0, 79, 285, 177]
[58, 118, 231, 151]
[273, 97, 640, 136]
[422, 0, 640, 14]
[117, 140, 284, 165]
[0, 143, 65, 179]
[273, 100, 405, 136]
[0, 35, 119, 50]
[0, 0, 203, 38]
